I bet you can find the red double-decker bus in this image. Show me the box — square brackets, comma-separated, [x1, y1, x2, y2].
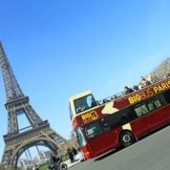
[69, 77, 170, 160]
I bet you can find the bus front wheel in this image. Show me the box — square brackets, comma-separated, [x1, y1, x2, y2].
[119, 131, 136, 148]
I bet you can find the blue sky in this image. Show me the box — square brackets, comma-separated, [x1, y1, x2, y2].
[0, 0, 170, 158]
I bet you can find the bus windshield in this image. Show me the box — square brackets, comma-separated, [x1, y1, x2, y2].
[74, 94, 97, 114]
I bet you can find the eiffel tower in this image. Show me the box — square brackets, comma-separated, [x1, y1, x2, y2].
[0, 42, 67, 168]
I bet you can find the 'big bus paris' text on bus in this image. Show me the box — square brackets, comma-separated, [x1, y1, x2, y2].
[69, 77, 170, 160]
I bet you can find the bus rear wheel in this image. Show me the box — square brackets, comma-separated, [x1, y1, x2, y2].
[119, 131, 136, 148]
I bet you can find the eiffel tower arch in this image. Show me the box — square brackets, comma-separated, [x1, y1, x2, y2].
[0, 42, 67, 169]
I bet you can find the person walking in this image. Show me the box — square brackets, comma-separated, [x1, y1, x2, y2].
[67, 147, 74, 163]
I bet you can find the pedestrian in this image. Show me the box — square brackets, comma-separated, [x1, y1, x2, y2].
[67, 147, 74, 163]
[140, 76, 151, 87]
[71, 147, 77, 156]
[124, 86, 133, 95]
[50, 153, 61, 165]
[132, 85, 139, 91]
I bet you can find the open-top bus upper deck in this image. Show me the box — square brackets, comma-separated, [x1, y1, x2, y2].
[69, 77, 170, 129]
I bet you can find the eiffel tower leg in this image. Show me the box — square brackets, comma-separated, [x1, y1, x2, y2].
[1, 148, 13, 166]
[1, 121, 67, 168]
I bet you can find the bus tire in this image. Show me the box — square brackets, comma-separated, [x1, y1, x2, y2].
[119, 130, 136, 148]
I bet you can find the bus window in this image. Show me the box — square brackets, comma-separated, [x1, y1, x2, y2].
[120, 108, 136, 124]
[74, 94, 97, 114]
[134, 104, 149, 117]
[134, 107, 143, 117]
[104, 113, 121, 129]
[141, 104, 149, 114]
[101, 118, 111, 132]
[86, 95, 97, 108]
[85, 122, 103, 139]
[154, 95, 168, 107]
[148, 103, 155, 111]
[154, 100, 162, 108]
[164, 90, 170, 103]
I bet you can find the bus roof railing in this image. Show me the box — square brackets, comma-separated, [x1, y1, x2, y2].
[97, 77, 170, 105]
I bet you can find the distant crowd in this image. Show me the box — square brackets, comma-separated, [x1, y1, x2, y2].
[124, 76, 152, 95]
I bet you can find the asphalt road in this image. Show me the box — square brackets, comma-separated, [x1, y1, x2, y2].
[69, 126, 170, 170]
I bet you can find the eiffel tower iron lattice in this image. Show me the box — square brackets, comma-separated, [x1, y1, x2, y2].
[0, 42, 67, 168]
